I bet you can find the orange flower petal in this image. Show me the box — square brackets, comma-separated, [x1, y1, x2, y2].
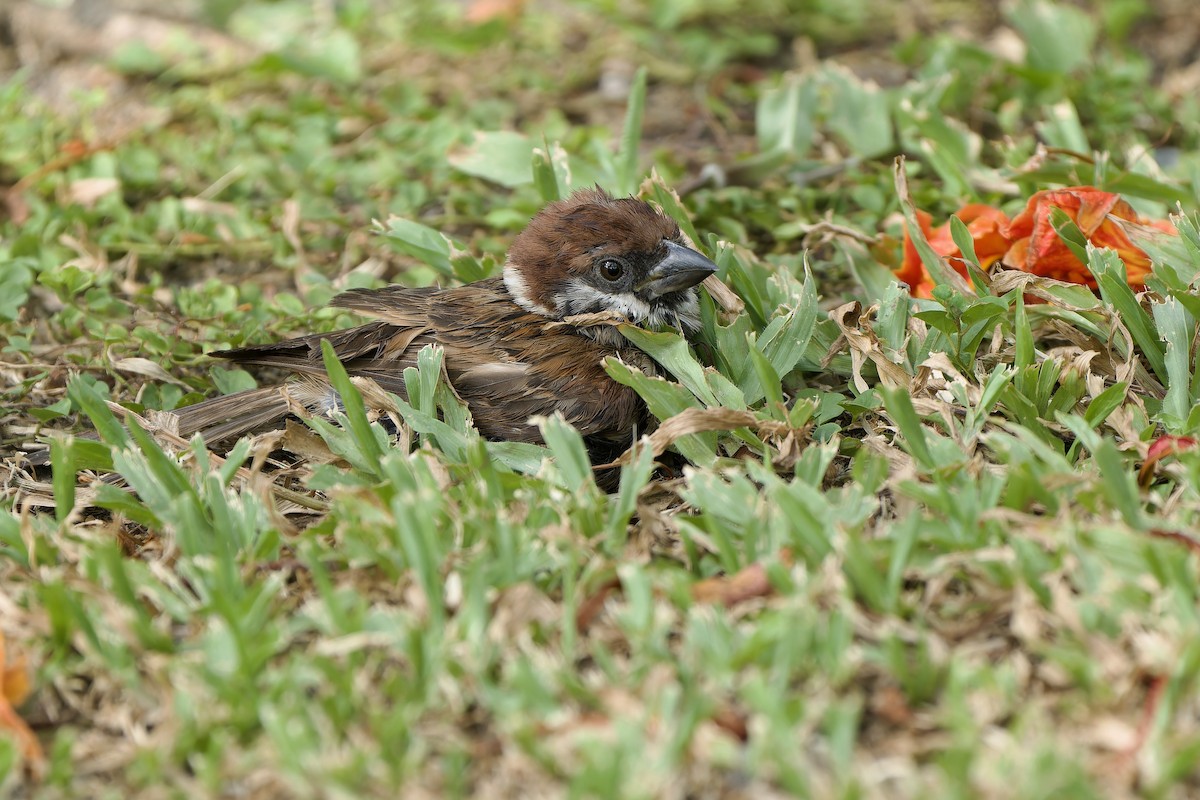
[893, 186, 1176, 296]
[1002, 186, 1173, 289]
[895, 209, 937, 298]
[961, 205, 1011, 267]
[896, 204, 1011, 298]
[1004, 237, 1030, 271]
[0, 631, 44, 771]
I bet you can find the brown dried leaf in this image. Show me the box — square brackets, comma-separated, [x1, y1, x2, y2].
[488, 583, 559, 645]
[701, 273, 744, 315]
[111, 357, 191, 388]
[692, 562, 771, 607]
[550, 309, 627, 329]
[281, 198, 310, 278]
[692, 551, 792, 608]
[575, 577, 622, 633]
[67, 177, 120, 208]
[645, 407, 757, 457]
[988, 270, 1103, 310]
[181, 197, 240, 217]
[1144, 528, 1200, 555]
[2, 186, 30, 225]
[709, 703, 750, 741]
[601, 406, 792, 470]
[870, 684, 915, 727]
[279, 420, 344, 464]
[830, 302, 912, 391]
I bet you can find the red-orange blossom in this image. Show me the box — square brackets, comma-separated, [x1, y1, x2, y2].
[896, 186, 1177, 297]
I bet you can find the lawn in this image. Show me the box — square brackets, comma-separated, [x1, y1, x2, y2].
[3, 0, 1200, 797]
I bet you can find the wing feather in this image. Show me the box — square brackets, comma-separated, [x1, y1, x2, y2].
[201, 276, 647, 447]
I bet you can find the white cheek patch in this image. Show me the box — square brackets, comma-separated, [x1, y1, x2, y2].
[504, 263, 556, 317]
[561, 278, 703, 334]
[561, 280, 653, 324]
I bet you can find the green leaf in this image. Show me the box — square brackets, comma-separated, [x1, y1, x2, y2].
[825, 65, 893, 158]
[28, 398, 72, 423]
[50, 436, 76, 525]
[484, 441, 550, 474]
[756, 73, 818, 156]
[1013, 290, 1034, 378]
[605, 444, 656, 550]
[0, 259, 33, 321]
[1059, 415, 1142, 529]
[67, 377, 127, 450]
[379, 217, 458, 278]
[1088, 246, 1167, 382]
[1084, 381, 1129, 429]
[873, 282, 912, 357]
[615, 66, 648, 195]
[949, 215, 980, 270]
[320, 338, 384, 473]
[604, 357, 713, 464]
[537, 414, 597, 493]
[1154, 297, 1193, 427]
[67, 439, 116, 472]
[1047, 207, 1091, 266]
[211, 367, 257, 396]
[616, 326, 718, 406]
[1008, 0, 1097, 74]
[641, 178, 703, 252]
[295, 29, 363, 83]
[880, 385, 933, 470]
[910, 116, 979, 200]
[1036, 100, 1089, 153]
[449, 130, 534, 188]
[1107, 173, 1196, 206]
[384, 392, 473, 463]
[531, 137, 562, 202]
[759, 262, 820, 376]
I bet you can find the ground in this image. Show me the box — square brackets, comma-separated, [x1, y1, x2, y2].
[2, 1, 1200, 798]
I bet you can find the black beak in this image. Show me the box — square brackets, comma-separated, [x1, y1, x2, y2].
[639, 241, 718, 299]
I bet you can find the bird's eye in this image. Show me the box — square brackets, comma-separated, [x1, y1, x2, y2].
[599, 259, 624, 281]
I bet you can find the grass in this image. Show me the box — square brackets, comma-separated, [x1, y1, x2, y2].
[3, 0, 1200, 797]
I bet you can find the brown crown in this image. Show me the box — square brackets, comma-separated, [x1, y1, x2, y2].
[506, 188, 681, 311]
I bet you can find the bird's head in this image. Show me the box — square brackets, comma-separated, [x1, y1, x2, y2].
[503, 188, 717, 333]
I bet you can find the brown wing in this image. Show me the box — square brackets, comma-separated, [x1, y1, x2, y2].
[207, 282, 441, 394]
[198, 277, 646, 446]
[426, 294, 647, 444]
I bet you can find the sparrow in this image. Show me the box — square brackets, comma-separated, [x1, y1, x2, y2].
[154, 188, 717, 461]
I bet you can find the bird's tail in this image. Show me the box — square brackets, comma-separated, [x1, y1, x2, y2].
[22, 385, 295, 467]
[168, 385, 293, 444]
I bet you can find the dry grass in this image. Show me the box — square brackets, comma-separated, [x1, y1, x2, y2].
[3, 1, 1200, 797]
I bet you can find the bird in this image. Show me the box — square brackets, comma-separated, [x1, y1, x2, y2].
[148, 188, 718, 463]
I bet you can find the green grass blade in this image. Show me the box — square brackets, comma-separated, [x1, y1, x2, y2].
[66, 377, 127, 449]
[532, 136, 561, 202]
[537, 414, 596, 493]
[1153, 297, 1193, 427]
[320, 338, 384, 472]
[880, 385, 933, 470]
[50, 436, 76, 526]
[1088, 246, 1168, 381]
[616, 66, 648, 195]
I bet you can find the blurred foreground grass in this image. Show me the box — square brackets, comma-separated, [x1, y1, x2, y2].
[3, 0, 1200, 797]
